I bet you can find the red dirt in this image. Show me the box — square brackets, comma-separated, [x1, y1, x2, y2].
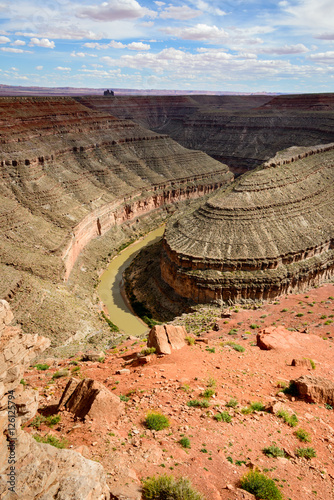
[23, 283, 334, 500]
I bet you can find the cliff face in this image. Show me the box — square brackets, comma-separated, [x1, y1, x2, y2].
[161, 144, 334, 305]
[0, 97, 232, 343]
[0, 300, 110, 499]
[80, 94, 334, 175]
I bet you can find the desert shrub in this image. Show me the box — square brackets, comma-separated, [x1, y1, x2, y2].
[228, 328, 238, 335]
[34, 364, 49, 371]
[250, 324, 259, 330]
[276, 409, 298, 427]
[295, 447, 316, 459]
[250, 401, 265, 412]
[140, 347, 156, 356]
[239, 470, 283, 500]
[241, 407, 253, 415]
[100, 311, 119, 332]
[263, 445, 286, 458]
[142, 474, 204, 500]
[30, 414, 61, 429]
[201, 388, 215, 399]
[205, 347, 215, 353]
[206, 377, 216, 388]
[33, 434, 68, 448]
[179, 437, 191, 449]
[52, 369, 68, 379]
[283, 381, 299, 397]
[226, 398, 238, 408]
[20, 379, 27, 386]
[309, 359, 316, 369]
[145, 412, 170, 431]
[120, 394, 130, 402]
[187, 399, 210, 408]
[214, 411, 232, 423]
[224, 342, 245, 352]
[185, 336, 195, 346]
[325, 404, 333, 410]
[294, 428, 311, 442]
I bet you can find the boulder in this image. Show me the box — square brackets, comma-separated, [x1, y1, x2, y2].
[81, 350, 105, 362]
[257, 326, 304, 350]
[65, 378, 124, 423]
[291, 358, 314, 369]
[147, 324, 187, 355]
[292, 375, 334, 406]
[58, 377, 80, 411]
[15, 386, 39, 423]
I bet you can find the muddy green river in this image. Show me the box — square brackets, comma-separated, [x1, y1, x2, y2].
[97, 226, 165, 336]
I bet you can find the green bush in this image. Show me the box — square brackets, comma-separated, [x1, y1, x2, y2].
[34, 364, 49, 371]
[52, 369, 68, 379]
[239, 470, 283, 500]
[100, 311, 119, 332]
[263, 445, 286, 458]
[277, 409, 298, 427]
[30, 414, 61, 429]
[294, 428, 311, 442]
[214, 411, 232, 423]
[145, 412, 170, 431]
[185, 336, 195, 346]
[120, 394, 130, 402]
[179, 437, 191, 449]
[142, 474, 204, 500]
[224, 342, 245, 352]
[187, 399, 210, 408]
[140, 347, 156, 356]
[250, 401, 265, 412]
[295, 447, 316, 459]
[33, 434, 68, 448]
[226, 398, 238, 408]
[201, 388, 215, 399]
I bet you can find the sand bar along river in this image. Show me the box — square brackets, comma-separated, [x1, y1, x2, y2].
[97, 225, 165, 336]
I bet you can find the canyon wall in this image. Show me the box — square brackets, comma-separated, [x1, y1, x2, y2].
[0, 300, 110, 499]
[160, 145, 334, 305]
[0, 96, 232, 343]
[79, 94, 334, 175]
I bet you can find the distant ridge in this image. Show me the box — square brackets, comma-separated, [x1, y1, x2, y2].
[0, 83, 281, 97]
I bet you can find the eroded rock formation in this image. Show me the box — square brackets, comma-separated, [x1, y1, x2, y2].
[161, 144, 334, 305]
[0, 300, 110, 499]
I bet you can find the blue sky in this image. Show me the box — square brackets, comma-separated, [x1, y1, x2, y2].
[0, 0, 333, 92]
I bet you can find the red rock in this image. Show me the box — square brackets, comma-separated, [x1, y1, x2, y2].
[291, 358, 314, 368]
[65, 378, 124, 424]
[257, 326, 304, 350]
[293, 375, 334, 406]
[147, 324, 186, 354]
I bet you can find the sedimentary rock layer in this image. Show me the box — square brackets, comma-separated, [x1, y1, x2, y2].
[161, 144, 334, 304]
[81, 94, 334, 175]
[0, 96, 232, 341]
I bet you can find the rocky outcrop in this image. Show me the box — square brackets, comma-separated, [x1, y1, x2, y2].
[256, 326, 307, 351]
[160, 146, 334, 305]
[61, 378, 124, 424]
[147, 324, 187, 354]
[292, 375, 334, 406]
[0, 301, 110, 499]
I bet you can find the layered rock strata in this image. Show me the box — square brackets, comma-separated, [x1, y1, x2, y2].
[80, 94, 334, 175]
[0, 300, 110, 499]
[0, 96, 232, 341]
[161, 145, 334, 304]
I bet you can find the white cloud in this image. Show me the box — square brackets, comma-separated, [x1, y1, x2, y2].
[29, 37, 55, 48]
[315, 33, 334, 40]
[12, 39, 25, 46]
[0, 35, 10, 43]
[127, 41, 150, 50]
[154, 1, 165, 5]
[55, 66, 71, 71]
[0, 47, 31, 53]
[162, 24, 228, 42]
[259, 44, 309, 55]
[160, 5, 202, 20]
[309, 51, 334, 63]
[84, 40, 126, 49]
[71, 51, 97, 57]
[280, 0, 334, 33]
[77, 0, 157, 22]
[11, 66, 18, 70]
[191, 0, 226, 16]
[36, 65, 43, 70]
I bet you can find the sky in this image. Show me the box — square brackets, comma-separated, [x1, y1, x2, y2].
[0, 0, 334, 93]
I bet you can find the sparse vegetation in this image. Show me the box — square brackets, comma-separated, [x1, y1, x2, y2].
[239, 470, 283, 500]
[295, 447, 316, 459]
[214, 411, 232, 423]
[140, 347, 156, 356]
[179, 437, 191, 449]
[100, 311, 120, 332]
[294, 428, 311, 442]
[276, 409, 298, 427]
[263, 445, 286, 458]
[145, 412, 170, 431]
[226, 398, 238, 408]
[201, 388, 215, 398]
[187, 399, 210, 408]
[52, 369, 68, 379]
[250, 401, 265, 412]
[30, 414, 61, 429]
[185, 336, 195, 346]
[33, 434, 68, 448]
[142, 474, 204, 500]
[120, 394, 130, 402]
[223, 341, 245, 352]
[34, 364, 49, 371]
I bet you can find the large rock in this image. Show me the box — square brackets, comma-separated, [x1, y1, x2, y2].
[292, 375, 334, 406]
[65, 378, 124, 424]
[0, 301, 110, 499]
[257, 326, 306, 350]
[147, 324, 187, 355]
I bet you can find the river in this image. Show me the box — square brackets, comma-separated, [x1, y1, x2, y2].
[97, 226, 165, 336]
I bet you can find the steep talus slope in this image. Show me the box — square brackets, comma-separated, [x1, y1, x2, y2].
[0, 97, 232, 344]
[160, 144, 334, 304]
[81, 94, 334, 175]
